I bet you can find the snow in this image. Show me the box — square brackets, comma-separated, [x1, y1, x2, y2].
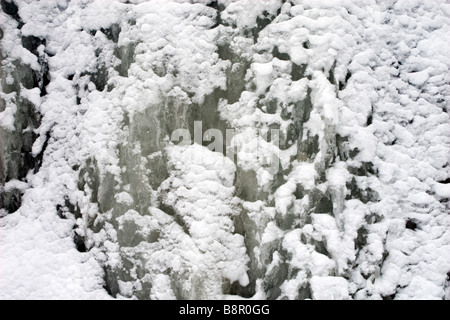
[3, 179, 29, 192]
[0, 187, 111, 300]
[434, 182, 450, 198]
[0, 102, 16, 131]
[157, 144, 249, 296]
[1, 0, 449, 300]
[310, 276, 349, 300]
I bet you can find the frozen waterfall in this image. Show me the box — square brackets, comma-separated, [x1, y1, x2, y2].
[1, 0, 449, 300]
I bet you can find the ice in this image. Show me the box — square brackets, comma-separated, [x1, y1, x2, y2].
[1, 0, 449, 300]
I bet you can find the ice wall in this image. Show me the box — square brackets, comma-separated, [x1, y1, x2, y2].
[1, 0, 449, 300]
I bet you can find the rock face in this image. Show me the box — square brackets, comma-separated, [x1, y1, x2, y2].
[1, 0, 449, 300]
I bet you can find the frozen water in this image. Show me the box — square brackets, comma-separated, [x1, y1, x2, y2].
[1, 0, 449, 300]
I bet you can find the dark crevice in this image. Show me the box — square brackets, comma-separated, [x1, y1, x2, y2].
[328, 61, 337, 85]
[56, 204, 65, 219]
[297, 134, 319, 160]
[365, 212, 384, 224]
[293, 86, 313, 148]
[114, 42, 137, 77]
[57, 196, 82, 220]
[226, 61, 250, 104]
[366, 106, 373, 126]
[251, 6, 282, 43]
[73, 229, 87, 252]
[206, 0, 225, 29]
[33, 130, 50, 174]
[265, 98, 278, 114]
[159, 202, 191, 236]
[263, 253, 289, 300]
[21, 36, 46, 56]
[100, 23, 121, 43]
[291, 63, 307, 81]
[0, 96, 43, 204]
[90, 65, 108, 92]
[298, 282, 312, 300]
[355, 226, 368, 250]
[346, 177, 379, 204]
[348, 161, 377, 176]
[382, 291, 397, 300]
[1, 0, 24, 28]
[216, 42, 251, 104]
[294, 184, 305, 200]
[0, 188, 23, 213]
[405, 219, 418, 231]
[229, 211, 260, 298]
[272, 46, 290, 61]
[339, 70, 352, 91]
[280, 123, 296, 150]
[336, 134, 349, 161]
[217, 43, 233, 61]
[77, 158, 100, 204]
[315, 196, 333, 214]
[188, 87, 231, 150]
[381, 249, 389, 266]
[313, 239, 331, 258]
[302, 40, 311, 49]
[8, 62, 41, 91]
[39, 55, 50, 97]
[234, 168, 260, 202]
[19, 147, 36, 179]
[103, 267, 120, 298]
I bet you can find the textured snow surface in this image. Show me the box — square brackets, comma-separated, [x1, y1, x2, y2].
[1, 0, 449, 300]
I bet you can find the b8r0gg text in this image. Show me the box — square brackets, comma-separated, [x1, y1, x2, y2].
[223, 305, 269, 315]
